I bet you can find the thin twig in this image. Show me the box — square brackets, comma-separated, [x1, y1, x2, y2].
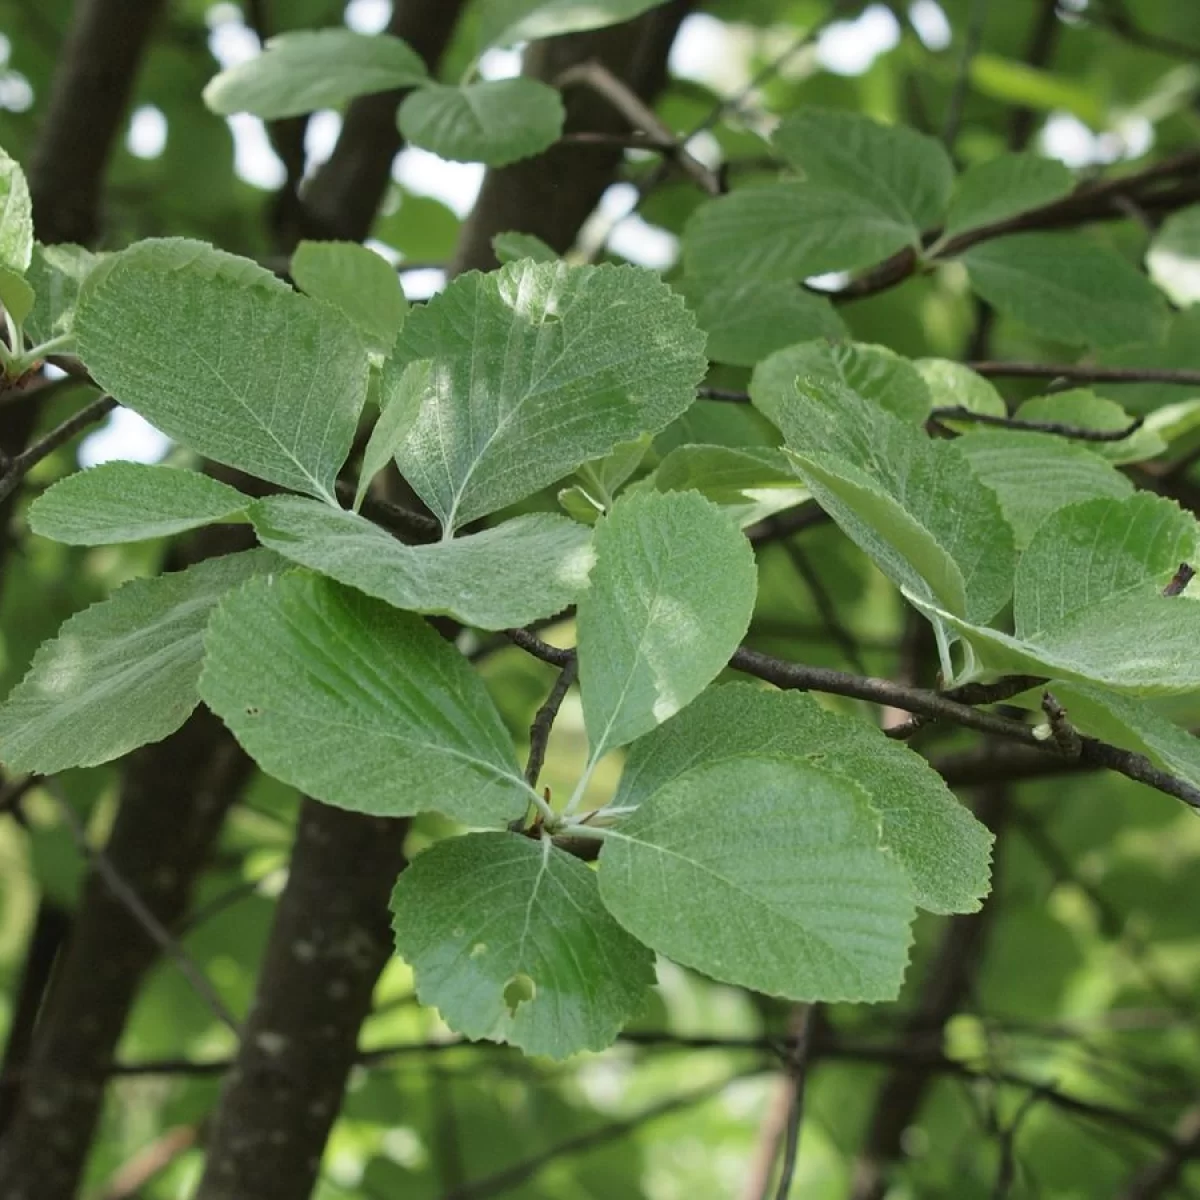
[773, 1005, 816, 1200]
[525, 657, 578, 787]
[47, 783, 242, 1037]
[0, 394, 116, 503]
[1042, 691, 1083, 758]
[932, 405, 1145, 443]
[968, 361, 1200, 387]
[503, 627, 574, 668]
[942, 0, 989, 152]
[781, 541, 867, 674]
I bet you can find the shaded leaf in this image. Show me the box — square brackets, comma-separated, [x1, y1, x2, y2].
[943, 153, 1074, 240]
[1147, 205, 1200, 307]
[479, 0, 672, 49]
[355, 359, 430, 511]
[23, 243, 97, 346]
[0, 144, 32, 275]
[492, 232, 558, 264]
[1014, 389, 1165, 463]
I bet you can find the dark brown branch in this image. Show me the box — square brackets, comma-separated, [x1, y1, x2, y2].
[1078, 0, 1200, 62]
[525, 658, 578, 787]
[931, 405, 1145, 443]
[772, 1005, 816, 1200]
[0, 393, 116, 503]
[504, 627, 575, 668]
[968, 361, 1200, 387]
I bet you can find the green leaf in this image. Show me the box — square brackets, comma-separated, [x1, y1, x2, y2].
[942, 153, 1074, 241]
[391, 833, 654, 1058]
[676, 276, 846, 367]
[773, 108, 954, 234]
[683, 182, 919, 282]
[397, 80, 564, 167]
[0, 267, 33, 328]
[250, 495, 593, 630]
[1147, 205, 1200, 307]
[956, 429, 1133, 549]
[0, 145, 32, 275]
[479, 0, 672, 49]
[203, 30, 430, 119]
[648, 445, 810, 528]
[291, 240, 406, 357]
[28, 463, 248, 546]
[492, 232, 558, 264]
[961, 233, 1168, 348]
[576, 491, 756, 758]
[355, 359, 430, 511]
[0, 549, 277, 773]
[752, 364, 1015, 623]
[23, 243, 97, 347]
[573, 435, 653, 509]
[200, 573, 532, 823]
[1013, 389, 1165, 464]
[74, 238, 370, 503]
[914, 357, 1008, 428]
[753, 340, 931, 424]
[598, 757, 914, 1001]
[391, 259, 706, 531]
[968, 55, 1105, 126]
[615, 683, 992, 915]
[911, 493, 1200, 693]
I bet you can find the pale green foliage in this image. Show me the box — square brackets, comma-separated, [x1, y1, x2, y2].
[391, 833, 654, 1057]
[0, 266, 33, 328]
[354, 359, 430, 511]
[0, 549, 277, 773]
[74, 239, 369, 503]
[914, 358, 1007, 421]
[200, 574, 533, 823]
[291, 240, 407, 357]
[577, 491, 757, 758]
[614, 684, 993, 914]
[492, 231, 558, 264]
[203, 30, 429, 119]
[0, 144, 32, 275]
[961, 233, 1168, 347]
[942, 153, 1073, 240]
[1015, 390, 1166, 463]
[773, 108, 954, 236]
[478, 0, 673, 49]
[249, 496, 594, 630]
[23, 243, 97, 346]
[599, 757, 915, 1001]
[753, 364, 1015, 623]
[1146, 204, 1200, 307]
[397, 81, 565, 167]
[29, 463, 248, 545]
[956, 429, 1133, 549]
[390, 259, 706, 531]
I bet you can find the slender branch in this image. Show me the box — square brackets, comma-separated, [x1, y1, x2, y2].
[780, 541, 867, 674]
[525, 658, 578, 787]
[931, 405, 1145, 443]
[942, 0, 989, 152]
[968, 361, 1200, 387]
[98, 1125, 200, 1200]
[772, 1005, 816, 1200]
[1077, 0, 1200, 61]
[504, 627, 575, 668]
[0, 394, 116, 503]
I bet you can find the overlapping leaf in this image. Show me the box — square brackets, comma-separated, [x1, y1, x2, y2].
[74, 239, 370, 503]
[1013, 390, 1165, 463]
[390, 259, 706, 531]
[0, 549, 278, 773]
[200, 573, 533, 823]
[478, 0, 672, 49]
[598, 757, 915, 1001]
[1146, 204, 1200, 307]
[249, 495, 593, 630]
[942, 153, 1074, 240]
[391, 833, 654, 1058]
[23, 243, 97, 346]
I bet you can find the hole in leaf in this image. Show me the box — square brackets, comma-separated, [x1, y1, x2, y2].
[502, 972, 536, 1016]
[245, 706, 261, 716]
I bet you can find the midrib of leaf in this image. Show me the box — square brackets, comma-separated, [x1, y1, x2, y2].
[604, 827, 871, 986]
[515, 836, 553, 968]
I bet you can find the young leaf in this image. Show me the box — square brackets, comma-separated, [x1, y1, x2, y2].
[752, 340, 932, 425]
[354, 359, 431, 511]
[74, 238, 370, 503]
[683, 183, 919, 282]
[0, 266, 33, 328]
[961, 233, 1168, 348]
[391, 833, 654, 1058]
[391, 259, 706, 531]
[249, 496, 594, 630]
[478, 0, 672, 49]
[203, 29, 430, 119]
[1146, 204, 1200, 308]
[942, 153, 1074, 240]
[1013, 389, 1165, 464]
[397, 80, 565, 167]
[956, 429, 1133, 549]
[28, 462, 248, 545]
[648, 445, 810, 528]
[576, 491, 757, 759]
[23, 243, 97, 347]
[914, 358, 1007, 421]
[598, 757, 915, 1001]
[910, 493, 1200, 692]
[0, 145, 33, 277]
[0, 549, 278, 774]
[614, 683, 992, 915]
[676, 276, 846, 368]
[752, 364, 1015, 623]
[200, 573, 532, 824]
[291, 240, 407, 357]
[773, 108, 954, 235]
[492, 232, 558, 264]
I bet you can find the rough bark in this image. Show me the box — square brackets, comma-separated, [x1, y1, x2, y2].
[449, 1, 695, 275]
[192, 803, 410, 1200]
[0, 708, 253, 1200]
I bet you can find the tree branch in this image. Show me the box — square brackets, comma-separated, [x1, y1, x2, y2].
[0, 393, 116, 503]
[931, 405, 1144, 443]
